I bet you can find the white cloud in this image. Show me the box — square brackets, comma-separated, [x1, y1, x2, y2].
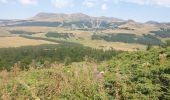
[101, 3, 107, 10]
[18, 0, 38, 5]
[119, 0, 170, 7]
[52, 0, 74, 8]
[83, 0, 96, 8]
[153, 0, 170, 7]
[121, 0, 148, 5]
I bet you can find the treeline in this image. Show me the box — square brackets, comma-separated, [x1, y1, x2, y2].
[104, 47, 170, 99]
[10, 30, 35, 35]
[46, 32, 74, 39]
[151, 29, 170, 38]
[0, 44, 121, 71]
[92, 33, 162, 45]
[14, 21, 62, 27]
[20, 35, 81, 46]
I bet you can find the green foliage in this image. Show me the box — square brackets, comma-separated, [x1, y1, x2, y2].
[20, 35, 82, 46]
[146, 44, 153, 50]
[165, 40, 170, 47]
[151, 29, 170, 38]
[159, 40, 170, 48]
[0, 44, 121, 71]
[15, 21, 62, 27]
[0, 63, 108, 99]
[10, 30, 34, 35]
[92, 33, 162, 45]
[46, 32, 74, 39]
[104, 47, 170, 99]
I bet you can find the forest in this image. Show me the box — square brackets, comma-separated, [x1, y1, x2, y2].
[0, 44, 121, 71]
[92, 33, 162, 45]
[10, 30, 35, 35]
[46, 32, 74, 39]
[14, 21, 62, 27]
[151, 29, 170, 38]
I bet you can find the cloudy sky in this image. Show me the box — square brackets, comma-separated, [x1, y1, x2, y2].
[0, 0, 170, 22]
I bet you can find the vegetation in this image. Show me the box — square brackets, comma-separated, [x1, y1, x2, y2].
[104, 47, 170, 99]
[15, 21, 62, 27]
[10, 30, 35, 35]
[0, 44, 121, 71]
[0, 62, 107, 99]
[46, 32, 74, 39]
[0, 45, 169, 99]
[0, 28, 170, 99]
[92, 33, 162, 45]
[20, 35, 80, 45]
[151, 29, 170, 38]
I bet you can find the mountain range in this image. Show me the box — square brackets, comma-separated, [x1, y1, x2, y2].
[0, 12, 169, 29]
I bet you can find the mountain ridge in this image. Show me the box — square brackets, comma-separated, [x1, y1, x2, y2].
[0, 12, 169, 29]
[31, 12, 123, 22]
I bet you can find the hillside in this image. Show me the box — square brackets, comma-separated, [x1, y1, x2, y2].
[0, 46, 169, 99]
[1, 13, 170, 51]
[0, 12, 170, 99]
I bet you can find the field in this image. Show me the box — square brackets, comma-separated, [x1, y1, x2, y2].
[0, 13, 170, 100]
[0, 24, 168, 51]
[0, 37, 57, 48]
[0, 28, 11, 37]
[3, 26, 150, 50]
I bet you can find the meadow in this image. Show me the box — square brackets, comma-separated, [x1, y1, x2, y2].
[0, 25, 169, 99]
[0, 45, 169, 99]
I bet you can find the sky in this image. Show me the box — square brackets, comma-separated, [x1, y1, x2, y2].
[0, 0, 170, 22]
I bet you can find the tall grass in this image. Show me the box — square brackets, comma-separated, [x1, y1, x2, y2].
[0, 62, 108, 100]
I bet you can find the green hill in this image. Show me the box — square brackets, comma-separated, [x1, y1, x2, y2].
[0, 46, 169, 99]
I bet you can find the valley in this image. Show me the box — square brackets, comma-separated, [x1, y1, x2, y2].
[0, 12, 170, 100]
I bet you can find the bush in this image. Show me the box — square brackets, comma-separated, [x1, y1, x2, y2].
[104, 47, 170, 99]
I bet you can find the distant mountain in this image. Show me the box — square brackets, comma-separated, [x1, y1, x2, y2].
[0, 19, 30, 26]
[31, 12, 122, 22]
[3, 12, 123, 29]
[146, 21, 160, 24]
[1, 12, 169, 29]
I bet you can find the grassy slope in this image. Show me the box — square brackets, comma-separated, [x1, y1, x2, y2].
[0, 37, 57, 48]
[0, 28, 11, 37]
[0, 47, 169, 99]
[0, 62, 108, 100]
[1, 25, 163, 51]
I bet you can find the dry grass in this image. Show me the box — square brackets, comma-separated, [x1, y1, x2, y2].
[102, 24, 159, 36]
[79, 40, 146, 51]
[5, 26, 67, 33]
[0, 28, 11, 37]
[0, 37, 57, 48]
[2, 26, 152, 51]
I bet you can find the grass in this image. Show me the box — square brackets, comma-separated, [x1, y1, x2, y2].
[2, 26, 158, 51]
[0, 28, 11, 37]
[22, 33, 146, 51]
[0, 37, 57, 48]
[0, 62, 108, 100]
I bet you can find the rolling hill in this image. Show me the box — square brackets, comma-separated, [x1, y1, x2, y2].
[0, 13, 170, 51]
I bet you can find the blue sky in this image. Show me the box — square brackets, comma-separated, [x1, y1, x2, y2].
[0, 0, 170, 22]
